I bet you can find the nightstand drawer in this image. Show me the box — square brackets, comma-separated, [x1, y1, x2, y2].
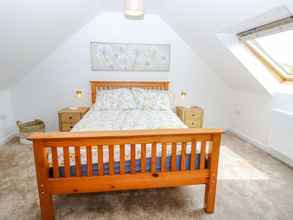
[185, 112, 202, 121]
[186, 120, 202, 128]
[61, 123, 76, 131]
[61, 113, 81, 123]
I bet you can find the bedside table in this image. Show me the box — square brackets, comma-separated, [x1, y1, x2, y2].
[58, 107, 89, 131]
[176, 106, 204, 128]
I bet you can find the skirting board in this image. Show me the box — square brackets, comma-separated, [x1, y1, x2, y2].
[226, 129, 293, 168]
[0, 132, 17, 145]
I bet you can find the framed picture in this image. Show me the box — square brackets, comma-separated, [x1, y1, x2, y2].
[90, 42, 171, 71]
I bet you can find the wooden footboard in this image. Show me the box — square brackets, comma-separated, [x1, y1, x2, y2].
[29, 128, 222, 220]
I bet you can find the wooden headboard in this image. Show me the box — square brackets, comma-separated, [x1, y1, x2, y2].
[90, 81, 170, 104]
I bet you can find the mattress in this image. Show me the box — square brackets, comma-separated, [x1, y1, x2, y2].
[48, 109, 204, 176]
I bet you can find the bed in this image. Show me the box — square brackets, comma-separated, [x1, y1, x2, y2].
[29, 81, 222, 220]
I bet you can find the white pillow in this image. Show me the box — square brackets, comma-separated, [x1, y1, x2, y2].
[131, 88, 171, 110]
[94, 88, 136, 110]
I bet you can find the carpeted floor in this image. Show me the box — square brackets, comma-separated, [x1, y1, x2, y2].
[1, 133, 293, 220]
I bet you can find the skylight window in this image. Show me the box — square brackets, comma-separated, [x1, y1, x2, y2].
[238, 17, 293, 83]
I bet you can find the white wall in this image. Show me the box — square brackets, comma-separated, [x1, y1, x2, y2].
[11, 13, 230, 131]
[0, 89, 15, 144]
[272, 93, 293, 112]
[270, 109, 293, 165]
[229, 89, 272, 148]
[227, 79, 293, 167]
[218, 23, 293, 167]
[229, 91, 293, 166]
[269, 94, 293, 165]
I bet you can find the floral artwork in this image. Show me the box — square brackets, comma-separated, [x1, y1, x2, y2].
[90, 42, 170, 71]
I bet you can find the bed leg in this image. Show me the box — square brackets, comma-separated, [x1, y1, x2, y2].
[204, 134, 221, 214]
[38, 193, 54, 220]
[32, 140, 55, 220]
[204, 181, 217, 213]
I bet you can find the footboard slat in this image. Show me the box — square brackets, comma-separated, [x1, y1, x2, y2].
[181, 142, 186, 171]
[63, 146, 70, 178]
[109, 145, 115, 175]
[51, 147, 59, 178]
[130, 144, 136, 174]
[75, 146, 81, 177]
[200, 142, 207, 169]
[151, 143, 157, 173]
[190, 142, 196, 170]
[161, 143, 167, 172]
[98, 146, 104, 176]
[120, 145, 125, 174]
[86, 146, 93, 176]
[141, 143, 146, 173]
[171, 143, 177, 171]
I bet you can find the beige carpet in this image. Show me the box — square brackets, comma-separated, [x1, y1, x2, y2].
[1, 133, 293, 220]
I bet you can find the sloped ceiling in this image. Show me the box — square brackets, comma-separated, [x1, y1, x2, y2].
[0, 0, 292, 92]
[158, 0, 293, 93]
[0, 0, 102, 89]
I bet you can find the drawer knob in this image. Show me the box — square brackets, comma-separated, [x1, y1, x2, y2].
[69, 116, 73, 120]
[192, 114, 195, 117]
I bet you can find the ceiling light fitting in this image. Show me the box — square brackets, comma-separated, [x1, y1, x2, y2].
[124, 0, 144, 17]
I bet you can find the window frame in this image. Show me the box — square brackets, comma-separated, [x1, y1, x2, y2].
[238, 16, 293, 84]
[244, 39, 293, 84]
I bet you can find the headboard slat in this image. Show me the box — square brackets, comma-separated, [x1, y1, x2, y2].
[90, 81, 170, 104]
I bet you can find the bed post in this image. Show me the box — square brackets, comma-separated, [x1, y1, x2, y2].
[204, 133, 221, 213]
[32, 140, 54, 220]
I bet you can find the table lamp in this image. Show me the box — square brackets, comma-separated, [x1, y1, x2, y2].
[69, 90, 83, 110]
[180, 91, 189, 107]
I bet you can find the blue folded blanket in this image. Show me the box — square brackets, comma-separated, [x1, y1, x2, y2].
[49, 154, 204, 177]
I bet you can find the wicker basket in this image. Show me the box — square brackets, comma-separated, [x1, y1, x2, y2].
[16, 119, 45, 144]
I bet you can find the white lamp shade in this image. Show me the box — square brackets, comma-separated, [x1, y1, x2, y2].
[124, 0, 144, 17]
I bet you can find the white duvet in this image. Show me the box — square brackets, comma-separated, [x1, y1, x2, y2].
[72, 108, 186, 132]
[49, 108, 194, 167]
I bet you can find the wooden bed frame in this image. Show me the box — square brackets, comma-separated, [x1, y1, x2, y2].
[29, 81, 222, 220]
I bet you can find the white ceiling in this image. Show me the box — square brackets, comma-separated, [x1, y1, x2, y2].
[158, 0, 293, 92]
[0, 0, 102, 89]
[0, 0, 292, 92]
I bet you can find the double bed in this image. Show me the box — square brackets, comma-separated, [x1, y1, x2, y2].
[29, 81, 222, 220]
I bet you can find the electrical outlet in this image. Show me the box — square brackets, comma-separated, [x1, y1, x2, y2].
[234, 108, 241, 116]
[0, 115, 7, 120]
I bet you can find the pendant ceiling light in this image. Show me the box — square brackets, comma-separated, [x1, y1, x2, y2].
[124, 0, 144, 17]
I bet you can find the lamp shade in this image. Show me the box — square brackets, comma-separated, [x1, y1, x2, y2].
[181, 91, 187, 98]
[124, 0, 144, 17]
[75, 90, 83, 99]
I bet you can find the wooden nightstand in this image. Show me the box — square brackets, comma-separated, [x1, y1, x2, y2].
[58, 107, 89, 131]
[176, 106, 204, 128]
